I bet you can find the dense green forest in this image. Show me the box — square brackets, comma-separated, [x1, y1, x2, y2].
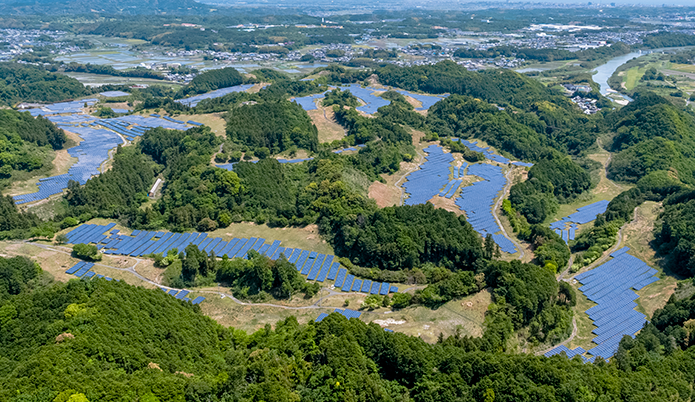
[178, 67, 246, 97]
[0, 109, 68, 186]
[226, 100, 319, 153]
[2, 258, 695, 401]
[0, 63, 86, 105]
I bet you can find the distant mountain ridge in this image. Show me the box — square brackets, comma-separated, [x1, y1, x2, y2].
[0, 0, 218, 15]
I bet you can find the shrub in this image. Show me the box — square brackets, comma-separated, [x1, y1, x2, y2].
[72, 243, 101, 261]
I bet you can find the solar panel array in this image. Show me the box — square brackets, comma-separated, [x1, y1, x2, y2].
[14, 113, 194, 204]
[550, 200, 611, 242]
[573, 248, 659, 359]
[13, 126, 122, 204]
[65, 261, 115, 281]
[63, 223, 399, 295]
[28, 99, 98, 116]
[544, 345, 594, 363]
[100, 91, 131, 98]
[400, 144, 516, 253]
[158, 287, 205, 304]
[292, 92, 328, 111]
[314, 308, 362, 322]
[339, 84, 391, 114]
[455, 163, 517, 254]
[394, 90, 448, 111]
[403, 144, 453, 205]
[175, 84, 255, 107]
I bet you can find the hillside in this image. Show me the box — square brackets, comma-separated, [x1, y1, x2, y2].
[2, 258, 695, 401]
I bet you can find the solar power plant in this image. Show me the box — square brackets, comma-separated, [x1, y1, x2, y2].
[64, 223, 400, 295]
[573, 249, 659, 359]
[549, 200, 611, 238]
[402, 144, 453, 206]
[14, 113, 195, 204]
[175, 84, 255, 107]
[393, 90, 448, 111]
[334, 308, 362, 319]
[28, 99, 98, 116]
[292, 92, 328, 111]
[544, 345, 592, 363]
[338, 84, 391, 114]
[454, 163, 517, 254]
[100, 90, 130, 97]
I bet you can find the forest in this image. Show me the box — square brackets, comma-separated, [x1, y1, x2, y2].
[1, 258, 695, 401]
[0, 63, 87, 105]
[177, 67, 246, 97]
[225, 100, 319, 153]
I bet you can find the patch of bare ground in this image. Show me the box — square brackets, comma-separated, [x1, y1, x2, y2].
[621, 201, 678, 318]
[307, 106, 345, 143]
[174, 113, 227, 136]
[247, 82, 270, 93]
[429, 196, 464, 215]
[403, 95, 423, 110]
[368, 181, 401, 208]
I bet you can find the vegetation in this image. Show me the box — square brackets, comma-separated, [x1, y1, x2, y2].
[0, 63, 86, 105]
[72, 243, 101, 261]
[177, 67, 245, 97]
[328, 203, 484, 271]
[0, 257, 685, 401]
[225, 100, 319, 153]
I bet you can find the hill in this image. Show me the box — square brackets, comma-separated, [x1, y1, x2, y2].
[2, 258, 695, 401]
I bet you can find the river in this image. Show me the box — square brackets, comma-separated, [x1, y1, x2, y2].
[592, 51, 643, 101]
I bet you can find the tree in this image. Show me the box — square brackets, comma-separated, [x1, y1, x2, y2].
[72, 243, 101, 261]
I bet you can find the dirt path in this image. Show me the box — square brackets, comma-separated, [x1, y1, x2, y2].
[537, 316, 578, 356]
[494, 168, 525, 260]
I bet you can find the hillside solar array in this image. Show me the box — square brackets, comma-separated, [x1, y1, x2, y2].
[315, 308, 362, 322]
[63, 223, 399, 296]
[99, 90, 130, 98]
[549, 200, 611, 242]
[545, 248, 659, 361]
[28, 99, 98, 116]
[292, 86, 447, 113]
[401, 144, 517, 253]
[292, 92, 329, 111]
[175, 84, 255, 107]
[13, 126, 123, 204]
[14, 113, 196, 204]
[64, 262, 205, 305]
[403, 144, 454, 205]
[64, 261, 116, 281]
[158, 287, 205, 305]
[455, 163, 517, 254]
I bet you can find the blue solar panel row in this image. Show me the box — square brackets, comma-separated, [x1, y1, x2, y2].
[176, 84, 255, 107]
[573, 249, 659, 360]
[544, 345, 587, 359]
[550, 200, 611, 233]
[64, 224, 401, 296]
[402, 144, 517, 254]
[403, 144, 453, 206]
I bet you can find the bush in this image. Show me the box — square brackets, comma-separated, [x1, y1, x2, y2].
[72, 243, 101, 261]
[60, 217, 80, 229]
[391, 292, 412, 309]
[197, 218, 218, 232]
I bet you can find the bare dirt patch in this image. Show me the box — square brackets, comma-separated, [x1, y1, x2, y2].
[307, 106, 345, 143]
[368, 181, 401, 208]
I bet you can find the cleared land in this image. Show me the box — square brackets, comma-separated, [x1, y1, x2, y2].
[307, 105, 346, 143]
